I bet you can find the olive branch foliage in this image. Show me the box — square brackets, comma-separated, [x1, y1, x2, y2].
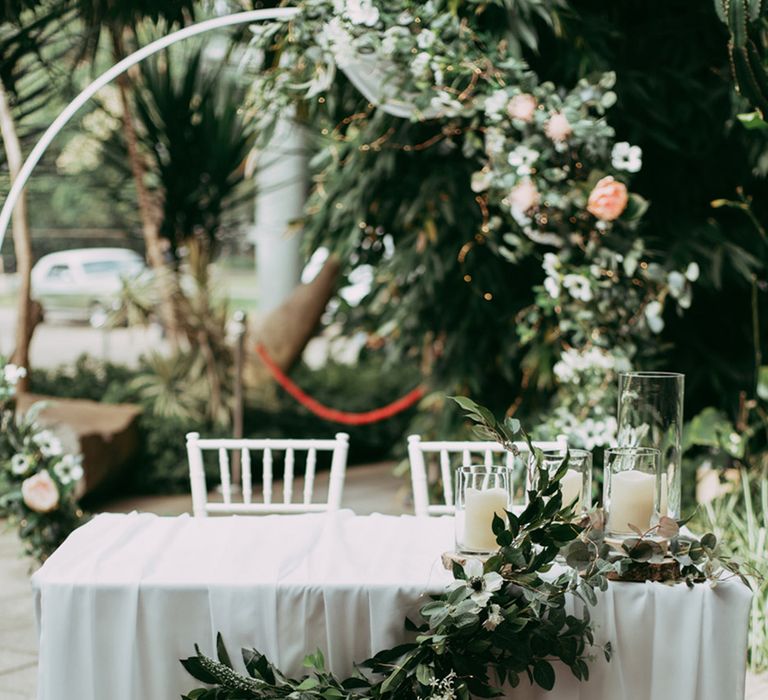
[180, 397, 754, 699]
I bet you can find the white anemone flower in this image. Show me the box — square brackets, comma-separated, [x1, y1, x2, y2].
[53, 454, 84, 486]
[461, 558, 504, 608]
[11, 453, 32, 476]
[611, 142, 642, 173]
[33, 430, 64, 458]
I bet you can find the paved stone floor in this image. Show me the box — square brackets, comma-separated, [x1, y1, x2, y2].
[1, 460, 766, 699]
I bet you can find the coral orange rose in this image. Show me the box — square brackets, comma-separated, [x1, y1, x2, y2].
[587, 176, 629, 221]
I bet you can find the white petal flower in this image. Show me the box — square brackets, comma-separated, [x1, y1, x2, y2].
[544, 276, 560, 299]
[482, 603, 504, 631]
[346, 0, 379, 26]
[323, 18, 356, 68]
[667, 270, 686, 298]
[484, 90, 508, 119]
[685, 262, 700, 282]
[53, 454, 84, 486]
[483, 571, 504, 593]
[410, 52, 431, 78]
[462, 558, 483, 579]
[562, 274, 593, 302]
[11, 453, 31, 475]
[645, 300, 665, 333]
[33, 430, 64, 458]
[484, 127, 506, 156]
[611, 142, 643, 173]
[507, 146, 540, 176]
[468, 571, 504, 607]
[471, 170, 493, 193]
[542, 252, 560, 278]
[416, 28, 436, 49]
[3, 363, 27, 385]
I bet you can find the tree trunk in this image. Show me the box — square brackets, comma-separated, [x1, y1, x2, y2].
[245, 255, 341, 386]
[0, 80, 33, 390]
[110, 27, 180, 343]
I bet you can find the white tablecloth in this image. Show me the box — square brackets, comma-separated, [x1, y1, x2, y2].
[32, 511, 751, 700]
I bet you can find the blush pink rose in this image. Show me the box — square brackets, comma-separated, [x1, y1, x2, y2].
[509, 180, 540, 213]
[544, 112, 572, 142]
[507, 93, 537, 122]
[21, 470, 59, 513]
[587, 176, 629, 221]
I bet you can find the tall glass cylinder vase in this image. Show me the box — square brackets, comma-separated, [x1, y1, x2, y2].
[617, 372, 684, 519]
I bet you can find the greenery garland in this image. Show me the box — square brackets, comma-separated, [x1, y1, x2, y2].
[244, 0, 695, 448]
[181, 398, 749, 700]
[0, 358, 87, 562]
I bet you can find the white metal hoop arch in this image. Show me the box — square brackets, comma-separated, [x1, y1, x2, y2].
[0, 8, 300, 253]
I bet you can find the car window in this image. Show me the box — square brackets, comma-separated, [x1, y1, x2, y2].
[82, 259, 141, 276]
[46, 264, 73, 281]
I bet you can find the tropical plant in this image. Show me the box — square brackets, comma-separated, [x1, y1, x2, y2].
[133, 44, 256, 260]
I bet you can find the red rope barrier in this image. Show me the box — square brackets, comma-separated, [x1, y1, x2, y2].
[255, 343, 425, 425]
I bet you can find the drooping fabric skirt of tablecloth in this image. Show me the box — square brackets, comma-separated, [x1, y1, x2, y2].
[32, 511, 752, 700]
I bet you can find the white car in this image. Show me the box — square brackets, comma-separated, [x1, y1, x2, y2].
[31, 248, 146, 327]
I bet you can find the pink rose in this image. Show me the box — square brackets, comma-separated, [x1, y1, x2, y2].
[509, 180, 540, 213]
[507, 93, 537, 122]
[21, 470, 59, 513]
[587, 176, 629, 221]
[544, 112, 572, 142]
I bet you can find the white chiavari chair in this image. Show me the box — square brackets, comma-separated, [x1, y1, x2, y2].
[185, 432, 349, 516]
[406, 435, 567, 516]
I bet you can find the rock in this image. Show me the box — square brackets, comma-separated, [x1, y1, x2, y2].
[15, 393, 142, 497]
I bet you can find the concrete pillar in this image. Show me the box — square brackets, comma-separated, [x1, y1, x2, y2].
[252, 115, 307, 315]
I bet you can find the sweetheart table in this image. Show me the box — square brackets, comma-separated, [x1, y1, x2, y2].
[31, 510, 751, 699]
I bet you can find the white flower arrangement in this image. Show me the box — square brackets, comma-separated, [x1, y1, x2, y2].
[1, 358, 86, 561]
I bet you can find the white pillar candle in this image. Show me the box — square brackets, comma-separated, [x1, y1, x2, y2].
[560, 468, 582, 510]
[608, 470, 656, 535]
[463, 487, 508, 551]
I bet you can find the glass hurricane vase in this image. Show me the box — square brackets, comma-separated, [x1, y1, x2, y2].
[617, 371, 684, 519]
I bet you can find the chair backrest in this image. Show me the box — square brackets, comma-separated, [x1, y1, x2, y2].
[406, 435, 567, 516]
[186, 432, 350, 517]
